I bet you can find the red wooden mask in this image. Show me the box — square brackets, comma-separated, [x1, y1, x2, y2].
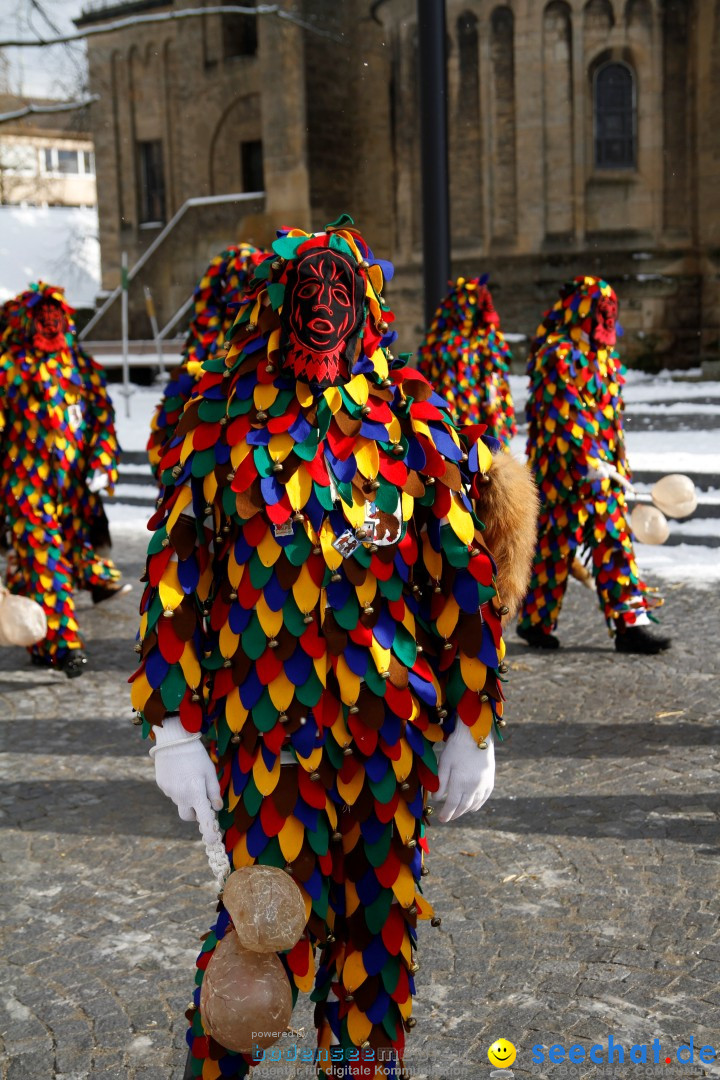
[32, 300, 67, 353]
[592, 295, 618, 348]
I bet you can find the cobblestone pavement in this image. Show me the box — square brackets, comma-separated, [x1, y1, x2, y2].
[1, 535, 719, 1080]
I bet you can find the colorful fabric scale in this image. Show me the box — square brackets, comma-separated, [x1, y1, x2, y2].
[0, 282, 122, 663]
[132, 218, 512, 1079]
[417, 276, 517, 447]
[518, 275, 662, 635]
[148, 244, 265, 475]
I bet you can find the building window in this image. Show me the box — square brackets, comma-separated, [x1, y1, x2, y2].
[241, 140, 264, 192]
[0, 143, 37, 175]
[41, 147, 95, 176]
[57, 149, 81, 174]
[138, 140, 166, 224]
[222, 5, 257, 59]
[594, 62, 636, 169]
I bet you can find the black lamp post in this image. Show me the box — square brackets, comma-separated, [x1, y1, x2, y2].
[417, 0, 451, 328]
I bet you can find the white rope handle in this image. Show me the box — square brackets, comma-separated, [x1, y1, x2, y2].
[202, 811, 232, 890]
[148, 732, 202, 756]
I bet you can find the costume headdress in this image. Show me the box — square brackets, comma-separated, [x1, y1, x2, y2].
[417, 275, 516, 446]
[148, 244, 265, 472]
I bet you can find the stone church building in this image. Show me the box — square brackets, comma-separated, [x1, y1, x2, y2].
[78, 0, 719, 366]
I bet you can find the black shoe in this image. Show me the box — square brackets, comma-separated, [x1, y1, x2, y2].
[59, 650, 88, 678]
[615, 625, 671, 655]
[517, 624, 560, 650]
[30, 652, 53, 669]
[91, 582, 132, 605]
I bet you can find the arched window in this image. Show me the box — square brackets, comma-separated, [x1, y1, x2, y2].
[594, 62, 636, 168]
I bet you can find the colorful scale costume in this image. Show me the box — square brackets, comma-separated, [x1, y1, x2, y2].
[417, 276, 517, 447]
[132, 218, 515, 1079]
[518, 276, 662, 637]
[0, 283, 122, 666]
[148, 244, 265, 475]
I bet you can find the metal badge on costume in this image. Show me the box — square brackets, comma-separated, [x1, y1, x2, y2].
[281, 247, 365, 388]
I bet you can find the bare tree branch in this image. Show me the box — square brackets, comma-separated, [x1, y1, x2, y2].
[0, 5, 345, 47]
[28, 0, 64, 38]
[0, 95, 99, 124]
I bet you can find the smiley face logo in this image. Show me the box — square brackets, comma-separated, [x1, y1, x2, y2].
[488, 1039, 517, 1068]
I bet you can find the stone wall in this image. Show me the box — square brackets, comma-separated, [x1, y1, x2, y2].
[79, 0, 718, 365]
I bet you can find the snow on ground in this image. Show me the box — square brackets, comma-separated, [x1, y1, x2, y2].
[106, 503, 153, 533]
[627, 401, 720, 416]
[667, 517, 720, 539]
[107, 373, 720, 586]
[113, 387, 163, 452]
[624, 449, 720, 474]
[509, 371, 720, 409]
[634, 543, 720, 587]
[0, 205, 100, 308]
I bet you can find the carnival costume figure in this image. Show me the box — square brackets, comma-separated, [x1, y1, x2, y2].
[417, 276, 517, 447]
[0, 282, 127, 677]
[131, 218, 536, 1079]
[148, 244, 265, 475]
[517, 276, 670, 654]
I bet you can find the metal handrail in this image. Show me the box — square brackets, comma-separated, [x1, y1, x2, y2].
[79, 190, 264, 339]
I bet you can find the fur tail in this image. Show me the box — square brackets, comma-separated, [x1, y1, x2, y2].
[475, 452, 539, 620]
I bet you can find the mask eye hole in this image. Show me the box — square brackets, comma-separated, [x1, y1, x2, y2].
[297, 282, 320, 301]
[331, 285, 350, 307]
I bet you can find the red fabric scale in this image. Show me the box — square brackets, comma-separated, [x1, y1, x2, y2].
[148, 546, 174, 587]
[383, 683, 413, 720]
[265, 496, 293, 524]
[390, 966, 410, 1005]
[158, 617, 186, 663]
[286, 938, 312, 977]
[210, 596, 231, 632]
[179, 695, 203, 732]
[256, 648, 284, 685]
[430, 482, 451, 519]
[304, 450, 330, 486]
[211, 668, 235, 698]
[467, 552, 494, 585]
[381, 906, 405, 955]
[300, 621, 326, 659]
[242, 514, 266, 547]
[327, 422, 358, 460]
[259, 799, 286, 837]
[193, 422, 222, 451]
[263, 723, 285, 755]
[369, 553, 395, 581]
[374, 847, 400, 887]
[375, 791, 399, 824]
[348, 713, 378, 755]
[267, 399, 299, 432]
[226, 415, 251, 445]
[377, 454, 407, 487]
[297, 767, 327, 809]
[230, 457, 258, 493]
[415, 435, 446, 477]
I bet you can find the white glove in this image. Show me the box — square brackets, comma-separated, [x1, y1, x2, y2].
[434, 723, 495, 823]
[585, 459, 612, 483]
[151, 718, 223, 844]
[88, 469, 109, 493]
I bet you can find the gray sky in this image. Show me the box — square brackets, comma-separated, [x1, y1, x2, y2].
[0, 0, 88, 98]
